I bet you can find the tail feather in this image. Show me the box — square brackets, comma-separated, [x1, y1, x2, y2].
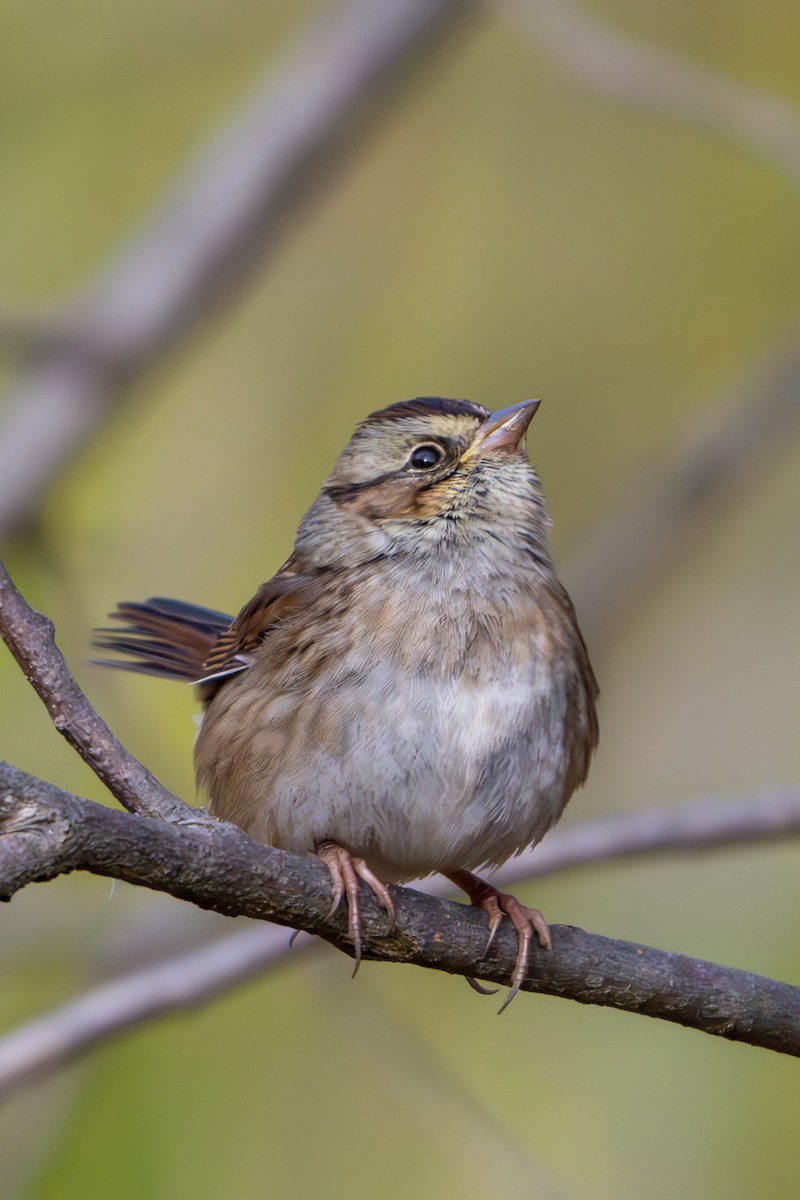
[92, 597, 233, 682]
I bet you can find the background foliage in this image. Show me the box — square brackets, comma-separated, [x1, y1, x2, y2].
[1, 1, 799, 1197]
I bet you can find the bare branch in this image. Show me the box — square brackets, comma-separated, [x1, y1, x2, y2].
[3, 781, 799, 1098]
[503, 0, 800, 189]
[0, 0, 476, 539]
[0, 925, 294, 1102]
[495, 789, 800, 886]
[0, 560, 191, 820]
[564, 332, 800, 646]
[0, 304, 71, 352]
[310, 973, 569, 1200]
[1, 762, 799, 1065]
[488, 3, 800, 642]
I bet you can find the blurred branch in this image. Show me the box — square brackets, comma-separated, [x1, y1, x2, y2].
[2, 762, 800, 1078]
[312, 972, 569, 1200]
[564, 332, 800, 647]
[0, 305, 71, 353]
[503, 0, 800, 188]
[0, 560, 190, 821]
[1, 920, 568, 1200]
[500, 788, 800, 884]
[0, 925, 294, 1103]
[497, 1, 800, 648]
[0, 0, 476, 540]
[2, 0, 797, 680]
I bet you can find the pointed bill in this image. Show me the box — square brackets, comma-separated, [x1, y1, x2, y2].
[461, 399, 540, 460]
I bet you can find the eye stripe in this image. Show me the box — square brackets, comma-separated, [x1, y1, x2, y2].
[324, 439, 458, 504]
[324, 469, 399, 501]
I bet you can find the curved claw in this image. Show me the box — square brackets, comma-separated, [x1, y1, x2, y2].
[465, 976, 500, 996]
[316, 841, 394, 976]
[446, 868, 552, 1013]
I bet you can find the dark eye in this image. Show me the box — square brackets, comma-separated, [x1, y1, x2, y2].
[408, 443, 444, 471]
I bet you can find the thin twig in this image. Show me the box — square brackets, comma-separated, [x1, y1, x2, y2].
[1, 762, 799, 1064]
[503, 0, 800, 189]
[311, 972, 570, 1200]
[0, 560, 191, 820]
[490, 0, 800, 641]
[0, 0, 476, 540]
[0, 926, 294, 1102]
[563, 332, 800, 647]
[495, 789, 800, 885]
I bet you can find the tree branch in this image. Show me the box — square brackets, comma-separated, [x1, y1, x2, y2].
[0, 561, 191, 821]
[2, 782, 799, 1100]
[488, 0, 800, 644]
[564, 330, 800, 646]
[496, 788, 800, 885]
[4, 782, 800, 1099]
[0, 0, 476, 540]
[504, 0, 800, 190]
[0, 925, 293, 1102]
[1, 762, 799, 1062]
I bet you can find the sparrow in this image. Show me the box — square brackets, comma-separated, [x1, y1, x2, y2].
[94, 397, 598, 1009]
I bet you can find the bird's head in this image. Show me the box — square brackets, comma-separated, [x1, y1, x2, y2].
[297, 397, 552, 566]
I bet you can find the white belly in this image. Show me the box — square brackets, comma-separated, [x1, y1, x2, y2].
[247, 662, 574, 882]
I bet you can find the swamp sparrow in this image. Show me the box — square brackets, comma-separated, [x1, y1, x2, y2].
[95, 397, 598, 1008]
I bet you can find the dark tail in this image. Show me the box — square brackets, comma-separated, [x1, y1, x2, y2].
[92, 597, 233, 682]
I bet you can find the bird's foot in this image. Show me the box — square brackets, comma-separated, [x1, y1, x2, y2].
[316, 840, 395, 975]
[446, 869, 552, 1013]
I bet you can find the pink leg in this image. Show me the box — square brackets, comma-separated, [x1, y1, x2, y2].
[446, 869, 552, 1012]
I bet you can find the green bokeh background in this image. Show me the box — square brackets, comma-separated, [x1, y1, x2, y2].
[2, 2, 799, 1197]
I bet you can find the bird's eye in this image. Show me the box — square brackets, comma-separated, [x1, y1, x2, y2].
[408, 443, 444, 471]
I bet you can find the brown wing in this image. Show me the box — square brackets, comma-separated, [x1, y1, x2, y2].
[198, 564, 313, 699]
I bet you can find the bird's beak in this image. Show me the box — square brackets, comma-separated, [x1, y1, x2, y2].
[461, 399, 540, 461]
